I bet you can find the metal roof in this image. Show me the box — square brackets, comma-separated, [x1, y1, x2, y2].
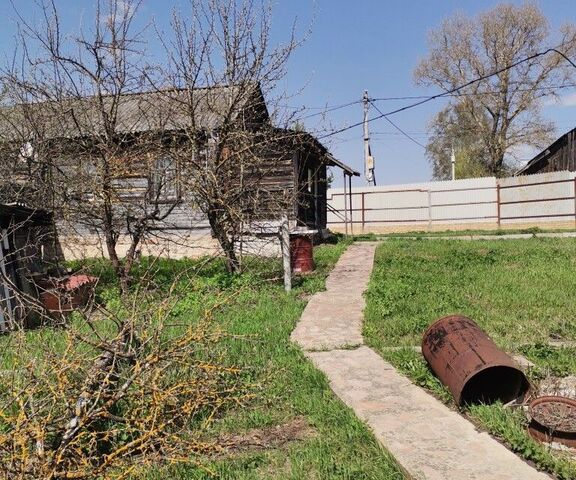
[0, 84, 360, 176]
[0, 83, 267, 141]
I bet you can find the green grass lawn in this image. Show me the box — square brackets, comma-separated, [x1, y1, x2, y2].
[142, 242, 404, 479]
[364, 238, 576, 479]
[5, 242, 403, 479]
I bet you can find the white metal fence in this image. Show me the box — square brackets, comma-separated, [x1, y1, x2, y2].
[327, 171, 576, 233]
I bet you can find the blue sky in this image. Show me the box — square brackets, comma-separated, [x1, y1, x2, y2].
[0, 1, 575, 186]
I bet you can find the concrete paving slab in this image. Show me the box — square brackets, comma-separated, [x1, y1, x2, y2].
[291, 242, 377, 350]
[308, 346, 549, 480]
[380, 231, 576, 241]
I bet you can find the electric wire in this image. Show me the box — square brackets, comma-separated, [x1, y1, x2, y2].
[289, 81, 576, 126]
[368, 99, 426, 149]
[291, 99, 363, 121]
[370, 83, 576, 102]
[317, 48, 576, 140]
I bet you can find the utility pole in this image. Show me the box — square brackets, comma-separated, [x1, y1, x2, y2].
[363, 90, 376, 186]
[451, 146, 456, 181]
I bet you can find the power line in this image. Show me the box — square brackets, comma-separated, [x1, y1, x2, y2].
[292, 80, 576, 130]
[291, 76, 576, 130]
[371, 83, 576, 102]
[368, 99, 426, 149]
[318, 48, 576, 140]
[372, 131, 429, 135]
[372, 132, 430, 139]
[292, 99, 363, 121]
[289, 81, 576, 126]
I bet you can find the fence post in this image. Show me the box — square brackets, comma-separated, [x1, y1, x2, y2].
[496, 183, 501, 228]
[348, 174, 353, 235]
[427, 189, 432, 232]
[361, 192, 366, 233]
[573, 176, 576, 228]
[280, 215, 291, 292]
[343, 172, 348, 236]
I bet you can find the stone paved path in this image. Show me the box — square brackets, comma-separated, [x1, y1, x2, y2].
[291, 242, 376, 350]
[382, 231, 576, 241]
[291, 242, 550, 480]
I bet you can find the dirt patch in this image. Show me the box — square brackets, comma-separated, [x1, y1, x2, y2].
[218, 416, 315, 454]
[548, 339, 576, 348]
[538, 375, 576, 399]
[296, 292, 312, 302]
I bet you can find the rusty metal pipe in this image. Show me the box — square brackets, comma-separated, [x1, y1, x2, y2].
[422, 315, 529, 405]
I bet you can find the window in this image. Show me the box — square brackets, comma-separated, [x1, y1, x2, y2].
[151, 156, 180, 202]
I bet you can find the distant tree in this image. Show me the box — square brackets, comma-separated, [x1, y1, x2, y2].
[453, 150, 494, 179]
[426, 104, 492, 179]
[415, 2, 576, 177]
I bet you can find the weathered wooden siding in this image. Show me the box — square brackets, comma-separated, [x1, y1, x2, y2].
[8, 128, 331, 258]
[153, 203, 210, 230]
[247, 141, 297, 222]
[521, 128, 576, 174]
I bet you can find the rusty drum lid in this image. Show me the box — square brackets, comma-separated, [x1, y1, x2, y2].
[528, 396, 576, 449]
[529, 396, 576, 433]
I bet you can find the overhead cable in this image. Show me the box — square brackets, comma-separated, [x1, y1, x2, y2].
[318, 48, 576, 140]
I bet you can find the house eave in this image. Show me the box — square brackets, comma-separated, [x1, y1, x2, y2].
[325, 153, 360, 176]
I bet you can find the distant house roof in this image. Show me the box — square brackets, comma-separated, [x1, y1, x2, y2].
[0, 83, 269, 141]
[516, 126, 576, 175]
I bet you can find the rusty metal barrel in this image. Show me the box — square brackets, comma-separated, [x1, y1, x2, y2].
[290, 235, 314, 274]
[422, 315, 529, 405]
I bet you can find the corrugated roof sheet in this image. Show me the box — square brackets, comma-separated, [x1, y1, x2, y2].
[0, 83, 266, 141]
[0, 84, 359, 176]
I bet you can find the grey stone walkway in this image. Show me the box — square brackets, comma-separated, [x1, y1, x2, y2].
[291, 242, 549, 480]
[291, 242, 376, 350]
[382, 231, 576, 241]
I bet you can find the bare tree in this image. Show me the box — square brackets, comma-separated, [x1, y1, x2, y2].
[158, 0, 304, 273]
[415, 2, 576, 176]
[0, 0, 183, 292]
[0, 2, 314, 477]
[2, 0, 310, 278]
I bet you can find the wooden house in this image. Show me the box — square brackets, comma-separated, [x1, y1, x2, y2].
[0, 84, 357, 258]
[517, 127, 576, 175]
